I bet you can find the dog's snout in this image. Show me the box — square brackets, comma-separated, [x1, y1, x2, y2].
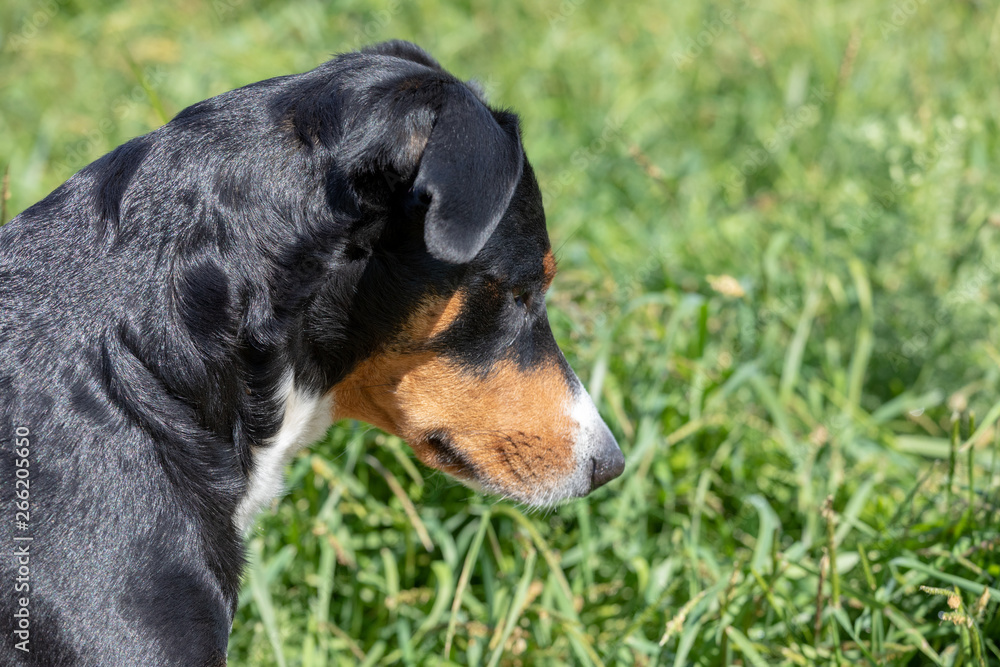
[589, 435, 625, 491]
[569, 380, 625, 495]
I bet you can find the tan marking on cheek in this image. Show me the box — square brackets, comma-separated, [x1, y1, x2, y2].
[335, 361, 478, 482]
[404, 359, 577, 489]
[330, 289, 465, 434]
[542, 249, 557, 290]
[331, 287, 575, 495]
[332, 340, 576, 494]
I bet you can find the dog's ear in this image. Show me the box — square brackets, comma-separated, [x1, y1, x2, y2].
[335, 50, 525, 264]
[412, 88, 524, 264]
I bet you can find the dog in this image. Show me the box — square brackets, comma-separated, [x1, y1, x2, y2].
[0, 40, 625, 665]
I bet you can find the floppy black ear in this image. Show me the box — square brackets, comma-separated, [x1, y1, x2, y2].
[330, 45, 525, 263]
[413, 87, 524, 264]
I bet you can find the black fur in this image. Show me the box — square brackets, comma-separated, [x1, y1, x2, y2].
[0, 41, 564, 665]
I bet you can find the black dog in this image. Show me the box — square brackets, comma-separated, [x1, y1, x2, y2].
[0, 41, 624, 665]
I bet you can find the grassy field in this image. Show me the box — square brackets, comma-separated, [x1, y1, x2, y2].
[4, 0, 1000, 664]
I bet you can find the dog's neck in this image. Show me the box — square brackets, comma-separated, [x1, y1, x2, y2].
[233, 374, 334, 533]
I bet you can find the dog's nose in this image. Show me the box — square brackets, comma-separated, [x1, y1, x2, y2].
[590, 438, 625, 491]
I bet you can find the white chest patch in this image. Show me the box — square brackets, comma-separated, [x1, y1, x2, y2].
[234, 375, 334, 533]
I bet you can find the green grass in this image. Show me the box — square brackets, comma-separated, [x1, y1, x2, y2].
[4, 1, 1000, 664]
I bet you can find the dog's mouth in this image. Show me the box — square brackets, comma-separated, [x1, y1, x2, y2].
[422, 431, 479, 484]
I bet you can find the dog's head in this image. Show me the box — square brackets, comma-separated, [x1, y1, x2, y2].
[283, 41, 624, 506]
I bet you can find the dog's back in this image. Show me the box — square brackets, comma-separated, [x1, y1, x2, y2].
[0, 62, 354, 667]
[0, 90, 259, 667]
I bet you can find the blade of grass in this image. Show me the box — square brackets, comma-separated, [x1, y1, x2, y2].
[725, 626, 770, 667]
[779, 273, 822, 402]
[882, 606, 945, 666]
[412, 561, 455, 644]
[890, 558, 1000, 599]
[485, 547, 537, 667]
[960, 399, 1000, 452]
[247, 538, 288, 667]
[444, 510, 491, 657]
[846, 255, 874, 411]
[490, 505, 576, 609]
[366, 455, 433, 551]
[120, 47, 168, 124]
[831, 607, 878, 666]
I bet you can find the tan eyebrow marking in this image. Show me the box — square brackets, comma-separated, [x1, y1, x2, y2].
[542, 249, 557, 290]
[427, 289, 465, 338]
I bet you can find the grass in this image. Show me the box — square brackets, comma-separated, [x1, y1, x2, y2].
[3, 0, 1000, 664]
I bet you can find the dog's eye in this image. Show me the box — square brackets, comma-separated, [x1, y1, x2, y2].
[511, 287, 529, 308]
